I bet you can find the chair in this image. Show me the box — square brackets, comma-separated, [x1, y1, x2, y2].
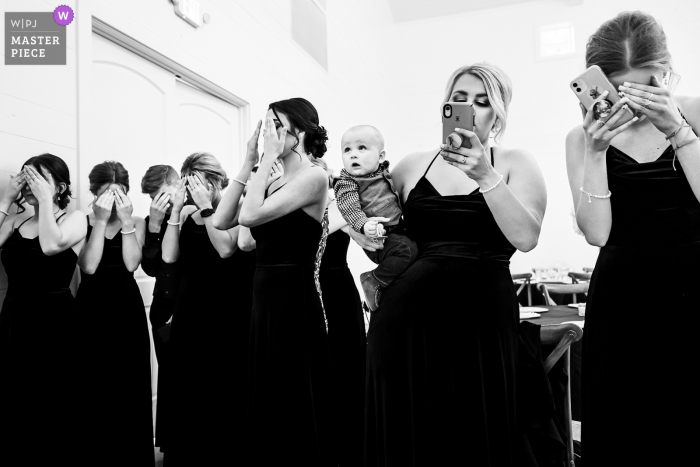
[537, 283, 589, 305]
[511, 272, 532, 306]
[568, 272, 591, 284]
[582, 267, 594, 273]
[540, 323, 583, 467]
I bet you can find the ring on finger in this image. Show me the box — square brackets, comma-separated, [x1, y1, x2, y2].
[643, 98, 652, 109]
[647, 92, 655, 101]
[461, 156, 468, 164]
[596, 119, 605, 128]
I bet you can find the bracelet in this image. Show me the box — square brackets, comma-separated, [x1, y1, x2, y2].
[121, 228, 136, 235]
[0, 209, 8, 216]
[479, 174, 504, 194]
[166, 220, 180, 226]
[233, 178, 247, 187]
[580, 186, 611, 203]
[665, 119, 688, 140]
[676, 135, 700, 151]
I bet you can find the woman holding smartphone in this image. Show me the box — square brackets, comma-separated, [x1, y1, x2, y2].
[162, 152, 242, 466]
[75, 161, 154, 466]
[237, 98, 332, 466]
[0, 154, 89, 465]
[363, 63, 547, 466]
[566, 12, 700, 465]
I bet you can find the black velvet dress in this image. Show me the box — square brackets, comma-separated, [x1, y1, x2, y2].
[0, 217, 90, 466]
[165, 215, 255, 466]
[319, 229, 367, 467]
[365, 153, 520, 466]
[75, 220, 155, 467]
[247, 208, 333, 466]
[582, 144, 700, 465]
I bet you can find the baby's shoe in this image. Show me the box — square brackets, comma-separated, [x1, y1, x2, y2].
[360, 271, 382, 312]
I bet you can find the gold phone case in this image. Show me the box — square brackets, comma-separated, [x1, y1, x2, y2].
[570, 65, 634, 129]
[442, 102, 475, 149]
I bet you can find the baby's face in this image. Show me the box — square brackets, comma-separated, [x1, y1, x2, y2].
[341, 128, 384, 176]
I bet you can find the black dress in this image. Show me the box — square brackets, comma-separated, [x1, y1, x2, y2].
[165, 215, 256, 466]
[365, 153, 519, 466]
[247, 208, 333, 466]
[75, 220, 155, 467]
[582, 144, 700, 465]
[319, 229, 367, 467]
[0, 216, 89, 466]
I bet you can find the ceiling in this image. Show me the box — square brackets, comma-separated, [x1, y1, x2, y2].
[387, 0, 564, 22]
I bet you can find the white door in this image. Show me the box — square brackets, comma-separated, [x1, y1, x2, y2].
[89, 32, 241, 414]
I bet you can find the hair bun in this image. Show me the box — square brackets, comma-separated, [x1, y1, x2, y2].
[309, 125, 328, 158]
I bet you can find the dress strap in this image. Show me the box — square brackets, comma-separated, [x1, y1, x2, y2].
[15, 215, 33, 231]
[266, 183, 287, 198]
[56, 212, 67, 222]
[491, 147, 494, 167]
[423, 151, 441, 178]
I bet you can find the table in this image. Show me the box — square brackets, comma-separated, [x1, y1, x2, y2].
[521, 305, 584, 421]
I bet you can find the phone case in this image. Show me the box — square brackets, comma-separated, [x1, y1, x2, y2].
[570, 65, 634, 129]
[442, 102, 474, 149]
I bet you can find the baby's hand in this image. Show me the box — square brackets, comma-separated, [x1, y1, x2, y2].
[363, 217, 390, 238]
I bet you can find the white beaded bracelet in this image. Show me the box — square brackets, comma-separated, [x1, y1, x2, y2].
[0, 209, 9, 216]
[233, 178, 247, 187]
[121, 228, 137, 235]
[479, 174, 504, 194]
[167, 220, 180, 226]
[580, 186, 612, 203]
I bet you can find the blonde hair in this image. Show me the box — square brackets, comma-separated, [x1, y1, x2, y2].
[443, 62, 513, 143]
[180, 152, 229, 190]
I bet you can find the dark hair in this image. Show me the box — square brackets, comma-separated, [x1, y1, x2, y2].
[268, 97, 328, 158]
[88, 161, 130, 195]
[141, 165, 179, 194]
[16, 153, 72, 213]
[586, 11, 671, 77]
[180, 152, 229, 190]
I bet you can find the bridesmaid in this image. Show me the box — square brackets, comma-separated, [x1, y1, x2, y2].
[140, 164, 181, 453]
[238, 98, 331, 465]
[162, 152, 243, 466]
[363, 63, 547, 466]
[566, 11, 700, 465]
[0, 154, 89, 465]
[75, 161, 154, 467]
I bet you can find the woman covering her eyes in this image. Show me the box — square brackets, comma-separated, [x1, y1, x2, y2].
[363, 63, 547, 466]
[566, 11, 700, 465]
[0, 154, 89, 465]
[75, 161, 154, 466]
[233, 97, 332, 465]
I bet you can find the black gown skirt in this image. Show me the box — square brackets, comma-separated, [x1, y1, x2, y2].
[365, 156, 520, 466]
[0, 222, 90, 466]
[319, 230, 367, 467]
[582, 145, 700, 465]
[75, 222, 155, 467]
[247, 208, 333, 466]
[165, 215, 256, 466]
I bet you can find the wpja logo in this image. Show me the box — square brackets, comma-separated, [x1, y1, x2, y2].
[5, 10, 69, 65]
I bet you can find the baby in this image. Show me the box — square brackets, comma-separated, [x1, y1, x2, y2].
[334, 125, 418, 311]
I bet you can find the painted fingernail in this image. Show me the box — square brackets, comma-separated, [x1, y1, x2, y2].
[624, 82, 631, 87]
[602, 90, 609, 96]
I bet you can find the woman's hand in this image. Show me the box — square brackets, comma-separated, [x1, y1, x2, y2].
[186, 174, 213, 210]
[244, 120, 263, 169]
[2, 172, 27, 204]
[619, 75, 684, 136]
[262, 116, 287, 161]
[348, 226, 384, 252]
[581, 91, 643, 156]
[114, 190, 134, 226]
[170, 178, 187, 214]
[93, 190, 115, 222]
[440, 128, 497, 183]
[149, 191, 170, 230]
[23, 165, 56, 205]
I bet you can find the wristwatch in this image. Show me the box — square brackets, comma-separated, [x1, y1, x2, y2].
[200, 208, 215, 218]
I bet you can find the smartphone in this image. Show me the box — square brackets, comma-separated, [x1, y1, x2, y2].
[570, 65, 634, 129]
[442, 102, 475, 149]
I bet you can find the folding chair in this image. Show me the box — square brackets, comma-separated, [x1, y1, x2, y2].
[511, 272, 532, 306]
[541, 323, 583, 467]
[568, 272, 591, 284]
[537, 283, 589, 306]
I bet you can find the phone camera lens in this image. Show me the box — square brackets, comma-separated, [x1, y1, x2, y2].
[576, 88, 582, 92]
[573, 82, 578, 87]
[445, 105, 451, 111]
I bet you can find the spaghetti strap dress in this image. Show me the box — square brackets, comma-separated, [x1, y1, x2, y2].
[319, 229, 367, 467]
[0, 215, 90, 466]
[247, 206, 333, 466]
[75, 219, 155, 467]
[165, 215, 253, 466]
[364, 150, 520, 466]
[582, 143, 700, 465]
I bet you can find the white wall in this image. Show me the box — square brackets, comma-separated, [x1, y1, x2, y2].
[384, 0, 700, 273]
